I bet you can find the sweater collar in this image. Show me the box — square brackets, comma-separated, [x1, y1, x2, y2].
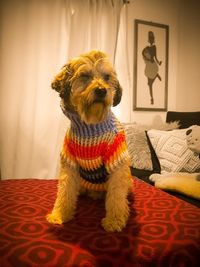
[61, 103, 117, 138]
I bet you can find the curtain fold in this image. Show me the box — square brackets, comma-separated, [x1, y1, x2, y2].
[113, 3, 131, 121]
[64, 0, 123, 63]
[0, 0, 129, 179]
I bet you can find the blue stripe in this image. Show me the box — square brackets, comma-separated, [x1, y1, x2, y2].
[79, 165, 108, 184]
[64, 110, 118, 138]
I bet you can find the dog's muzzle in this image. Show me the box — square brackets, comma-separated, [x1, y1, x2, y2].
[94, 88, 107, 99]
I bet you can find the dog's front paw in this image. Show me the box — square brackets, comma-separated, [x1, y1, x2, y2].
[46, 212, 63, 225]
[101, 217, 126, 232]
[46, 211, 74, 225]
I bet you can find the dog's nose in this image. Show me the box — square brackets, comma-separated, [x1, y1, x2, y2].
[186, 129, 192, 135]
[94, 88, 107, 98]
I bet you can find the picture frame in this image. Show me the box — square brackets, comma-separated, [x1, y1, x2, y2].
[133, 20, 169, 111]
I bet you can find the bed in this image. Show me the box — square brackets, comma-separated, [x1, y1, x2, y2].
[131, 111, 200, 208]
[0, 178, 200, 267]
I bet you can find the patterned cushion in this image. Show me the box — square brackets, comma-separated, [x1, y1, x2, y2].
[147, 128, 200, 173]
[124, 124, 153, 170]
[123, 121, 180, 171]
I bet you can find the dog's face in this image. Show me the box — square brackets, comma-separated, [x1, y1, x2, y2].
[51, 50, 122, 124]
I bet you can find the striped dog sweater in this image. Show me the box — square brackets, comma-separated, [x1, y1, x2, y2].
[61, 110, 130, 191]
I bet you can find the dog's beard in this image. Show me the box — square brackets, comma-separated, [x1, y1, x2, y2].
[80, 102, 109, 124]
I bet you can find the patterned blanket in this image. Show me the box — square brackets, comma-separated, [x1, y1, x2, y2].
[0, 178, 200, 267]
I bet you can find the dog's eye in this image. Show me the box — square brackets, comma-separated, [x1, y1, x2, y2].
[103, 74, 110, 81]
[80, 73, 91, 81]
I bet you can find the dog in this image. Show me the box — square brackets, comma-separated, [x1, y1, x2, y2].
[47, 50, 133, 232]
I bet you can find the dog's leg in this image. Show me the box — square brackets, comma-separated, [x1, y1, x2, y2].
[102, 164, 132, 232]
[46, 164, 80, 225]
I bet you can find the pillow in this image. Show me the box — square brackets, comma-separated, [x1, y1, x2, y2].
[130, 131, 161, 182]
[145, 131, 161, 173]
[123, 121, 179, 171]
[124, 124, 153, 170]
[150, 173, 200, 200]
[147, 128, 200, 173]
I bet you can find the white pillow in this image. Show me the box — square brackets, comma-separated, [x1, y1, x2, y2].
[147, 128, 200, 173]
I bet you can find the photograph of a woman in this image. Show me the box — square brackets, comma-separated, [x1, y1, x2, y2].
[134, 20, 168, 111]
[142, 31, 162, 105]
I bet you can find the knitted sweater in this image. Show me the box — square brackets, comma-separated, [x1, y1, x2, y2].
[61, 110, 130, 191]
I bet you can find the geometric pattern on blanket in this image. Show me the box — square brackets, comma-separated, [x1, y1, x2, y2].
[147, 128, 200, 173]
[0, 179, 200, 267]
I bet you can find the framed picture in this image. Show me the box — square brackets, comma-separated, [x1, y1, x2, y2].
[133, 20, 169, 111]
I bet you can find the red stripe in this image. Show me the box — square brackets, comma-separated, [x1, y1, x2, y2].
[103, 133, 126, 162]
[65, 139, 107, 159]
[64, 132, 126, 161]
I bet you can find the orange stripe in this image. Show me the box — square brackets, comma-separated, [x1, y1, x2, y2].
[80, 179, 106, 191]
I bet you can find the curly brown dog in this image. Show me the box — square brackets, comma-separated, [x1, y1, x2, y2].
[47, 50, 133, 232]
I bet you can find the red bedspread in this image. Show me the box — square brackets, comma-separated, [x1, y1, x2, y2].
[0, 178, 200, 267]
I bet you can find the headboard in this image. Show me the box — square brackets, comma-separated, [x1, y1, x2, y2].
[166, 111, 200, 129]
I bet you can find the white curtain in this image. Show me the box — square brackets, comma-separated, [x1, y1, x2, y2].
[0, 0, 130, 180]
[113, 3, 131, 121]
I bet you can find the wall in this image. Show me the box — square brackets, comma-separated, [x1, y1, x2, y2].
[126, 0, 200, 124]
[176, 0, 200, 111]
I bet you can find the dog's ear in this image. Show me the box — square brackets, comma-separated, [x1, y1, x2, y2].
[113, 83, 122, 106]
[51, 64, 74, 111]
[51, 64, 73, 98]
